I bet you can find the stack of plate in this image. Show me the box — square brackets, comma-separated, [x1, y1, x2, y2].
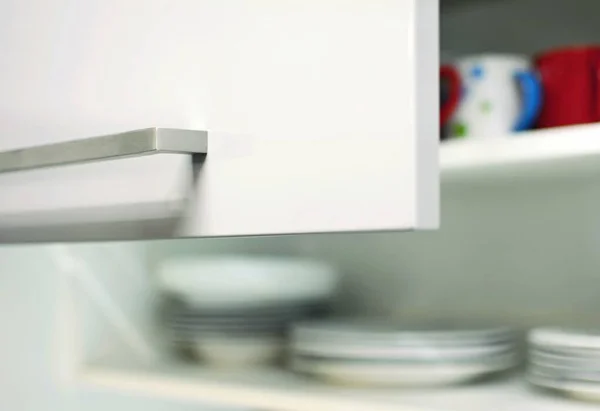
[528, 327, 600, 402]
[290, 319, 518, 386]
[157, 256, 338, 367]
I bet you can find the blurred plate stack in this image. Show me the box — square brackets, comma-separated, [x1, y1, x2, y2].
[290, 319, 518, 386]
[157, 256, 339, 367]
[528, 327, 600, 402]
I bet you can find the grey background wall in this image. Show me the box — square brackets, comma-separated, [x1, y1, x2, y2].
[441, 0, 600, 55]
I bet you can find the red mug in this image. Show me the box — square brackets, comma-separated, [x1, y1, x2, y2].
[440, 65, 461, 128]
[535, 46, 600, 128]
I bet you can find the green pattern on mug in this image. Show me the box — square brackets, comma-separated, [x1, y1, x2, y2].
[453, 122, 468, 138]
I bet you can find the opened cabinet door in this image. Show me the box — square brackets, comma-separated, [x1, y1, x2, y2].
[0, 0, 438, 241]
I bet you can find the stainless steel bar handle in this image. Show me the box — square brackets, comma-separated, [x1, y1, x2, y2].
[0, 128, 208, 173]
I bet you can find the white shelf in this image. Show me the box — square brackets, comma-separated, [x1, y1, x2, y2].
[80, 362, 598, 411]
[441, 123, 600, 174]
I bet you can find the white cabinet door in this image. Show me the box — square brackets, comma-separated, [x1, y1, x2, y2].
[0, 0, 439, 241]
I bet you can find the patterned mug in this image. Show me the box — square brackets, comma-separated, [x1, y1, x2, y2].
[449, 54, 542, 139]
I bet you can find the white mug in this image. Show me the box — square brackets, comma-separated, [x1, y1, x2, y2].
[449, 54, 542, 139]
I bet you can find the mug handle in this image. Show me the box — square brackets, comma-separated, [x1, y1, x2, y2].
[440, 65, 461, 127]
[513, 70, 542, 131]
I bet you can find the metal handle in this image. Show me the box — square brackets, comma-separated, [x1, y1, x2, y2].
[0, 127, 208, 174]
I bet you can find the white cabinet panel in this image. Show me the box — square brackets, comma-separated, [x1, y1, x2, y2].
[205, 1, 419, 135]
[182, 132, 423, 236]
[0, 0, 439, 240]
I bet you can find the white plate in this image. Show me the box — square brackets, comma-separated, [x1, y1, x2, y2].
[292, 340, 516, 361]
[291, 353, 516, 387]
[529, 349, 600, 367]
[292, 319, 515, 346]
[158, 256, 338, 308]
[529, 327, 600, 350]
[529, 362, 600, 382]
[528, 373, 600, 402]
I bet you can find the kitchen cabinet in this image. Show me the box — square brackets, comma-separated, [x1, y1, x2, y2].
[0, 0, 439, 242]
[5, 1, 600, 411]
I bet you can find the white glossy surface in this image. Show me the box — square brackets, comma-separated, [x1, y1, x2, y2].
[0, 154, 191, 223]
